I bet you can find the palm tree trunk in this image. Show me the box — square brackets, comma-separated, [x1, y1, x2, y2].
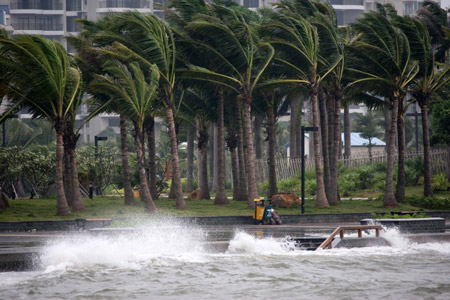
[267, 100, 278, 198]
[384, 108, 391, 154]
[328, 89, 341, 206]
[165, 103, 186, 209]
[254, 114, 263, 159]
[69, 141, 85, 211]
[186, 124, 196, 193]
[55, 119, 71, 215]
[227, 132, 240, 201]
[384, 98, 399, 208]
[396, 106, 406, 203]
[319, 89, 331, 201]
[235, 101, 248, 201]
[311, 86, 329, 207]
[447, 144, 450, 182]
[290, 96, 299, 157]
[63, 139, 73, 207]
[212, 124, 219, 192]
[344, 105, 351, 163]
[120, 115, 136, 205]
[214, 92, 228, 205]
[243, 97, 258, 207]
[133, 124, 157, 212]
[145, 117, 158, 200]
[209, 123, 215, 191]
[420, 104, 433, 197]
[65, 128, 84, 212]
[198, 123, 210, 200]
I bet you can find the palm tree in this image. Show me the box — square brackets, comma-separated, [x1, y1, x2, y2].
[396, 15, 450, 197]
[180, 5, 275, 206]
[68, 14, 137, 206]
[89, 12, 186, 209]
[260, 7, 342, 207]
[348, 10, 419, 207]
[90, 60, 159, 212]
[0, 34, 83, 215]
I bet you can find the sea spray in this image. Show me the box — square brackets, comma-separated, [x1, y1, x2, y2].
[40, 220, 209, 272]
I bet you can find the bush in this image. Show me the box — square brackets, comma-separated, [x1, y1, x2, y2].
[405, 195, 450, 209]
[305, 179, 317, 196]
[431, 173, 450, 191]
[405, 158, 424, 186]
[371, 212, 428, 219]
[278, 178, 300, 192]
[339, 173, 359, 196]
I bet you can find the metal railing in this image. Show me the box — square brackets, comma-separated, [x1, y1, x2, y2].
[317, 225, 384, 250]
[11, 1, 63, 10]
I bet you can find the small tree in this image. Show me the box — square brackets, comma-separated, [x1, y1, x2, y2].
[353, 111, 384, 162]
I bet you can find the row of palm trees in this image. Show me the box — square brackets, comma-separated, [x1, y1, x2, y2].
[0, 0, 449, 215]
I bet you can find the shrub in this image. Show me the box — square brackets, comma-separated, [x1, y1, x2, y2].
[405, 195, 450, 209]
[431, 173, 450, 191]
[278, 178, 300, 192]
[338, 173, 359, 196]
[371, 212, 428, 219]
[405, 158, 424, 186]
[305, 179, 317, 196]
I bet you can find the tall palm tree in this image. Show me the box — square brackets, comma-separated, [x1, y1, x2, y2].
[396, 15, 450, 197]
[260, 7, 342, 207]
[348, 10, 419, 207]
[101, 12, 187, 209]
[90, 60, 159, 212]
[0, 34, 83, 215]
[180, 5, 274, 206]
[68, 14, 137, 206]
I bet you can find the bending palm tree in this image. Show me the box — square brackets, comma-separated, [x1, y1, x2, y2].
[90, 60, 159, 212]
[181, 5, 274, 206]
[260, 9, 341, 207]
[348, 11, 419, 207]
[0, 34, 82, 215]
[396, 15, 450, 197]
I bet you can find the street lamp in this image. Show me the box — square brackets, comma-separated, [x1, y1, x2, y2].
[406, 103, 421, 151]
[91, 136, 108, 198]
[301, 126, 318, 214]
[94, 136, 108, 158]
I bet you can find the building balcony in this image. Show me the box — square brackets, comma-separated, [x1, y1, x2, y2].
[11, 22, 63, 31]
[98, 0, 151, 9]
[10, 1, 63, 10]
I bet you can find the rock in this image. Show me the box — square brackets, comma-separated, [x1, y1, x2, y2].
[188, 189, 200, 199]
[271, 193, 301, 208]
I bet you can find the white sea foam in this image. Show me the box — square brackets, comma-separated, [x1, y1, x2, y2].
[226, 231, 296, 255]
[40, 221, 208, 272]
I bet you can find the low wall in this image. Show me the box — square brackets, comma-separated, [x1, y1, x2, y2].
[360, 218, 446, 234]
[0, 219, 112, 232]
[0, 211, 449, 231]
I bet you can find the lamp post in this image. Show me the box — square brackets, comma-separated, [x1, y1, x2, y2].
[301, 126, 318, 214]
[406, 103, 421, 151]
[94, 136, 108, 158]
[92, 136, 108, 197]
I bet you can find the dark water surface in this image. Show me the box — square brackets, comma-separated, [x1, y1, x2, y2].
[0, 222, 449, 300]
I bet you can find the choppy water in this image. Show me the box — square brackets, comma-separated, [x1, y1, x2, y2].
[1, 221, 449, 300]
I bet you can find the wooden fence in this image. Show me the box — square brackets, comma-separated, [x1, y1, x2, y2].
[254, 149, 449, 183]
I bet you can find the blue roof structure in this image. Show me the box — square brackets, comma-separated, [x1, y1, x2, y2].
[341, 132, 385, 147]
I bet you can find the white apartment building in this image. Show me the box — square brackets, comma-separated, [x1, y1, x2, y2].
[2, 0, 439, 143]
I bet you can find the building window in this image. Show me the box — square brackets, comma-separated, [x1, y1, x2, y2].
[108, 118, 120, 127]
[66, 0, 82, 11]
[404, 1, 420, 15]
[243, 0, 259, 8]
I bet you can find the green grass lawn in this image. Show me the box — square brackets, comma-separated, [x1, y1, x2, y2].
[1, 189, 446, 221]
